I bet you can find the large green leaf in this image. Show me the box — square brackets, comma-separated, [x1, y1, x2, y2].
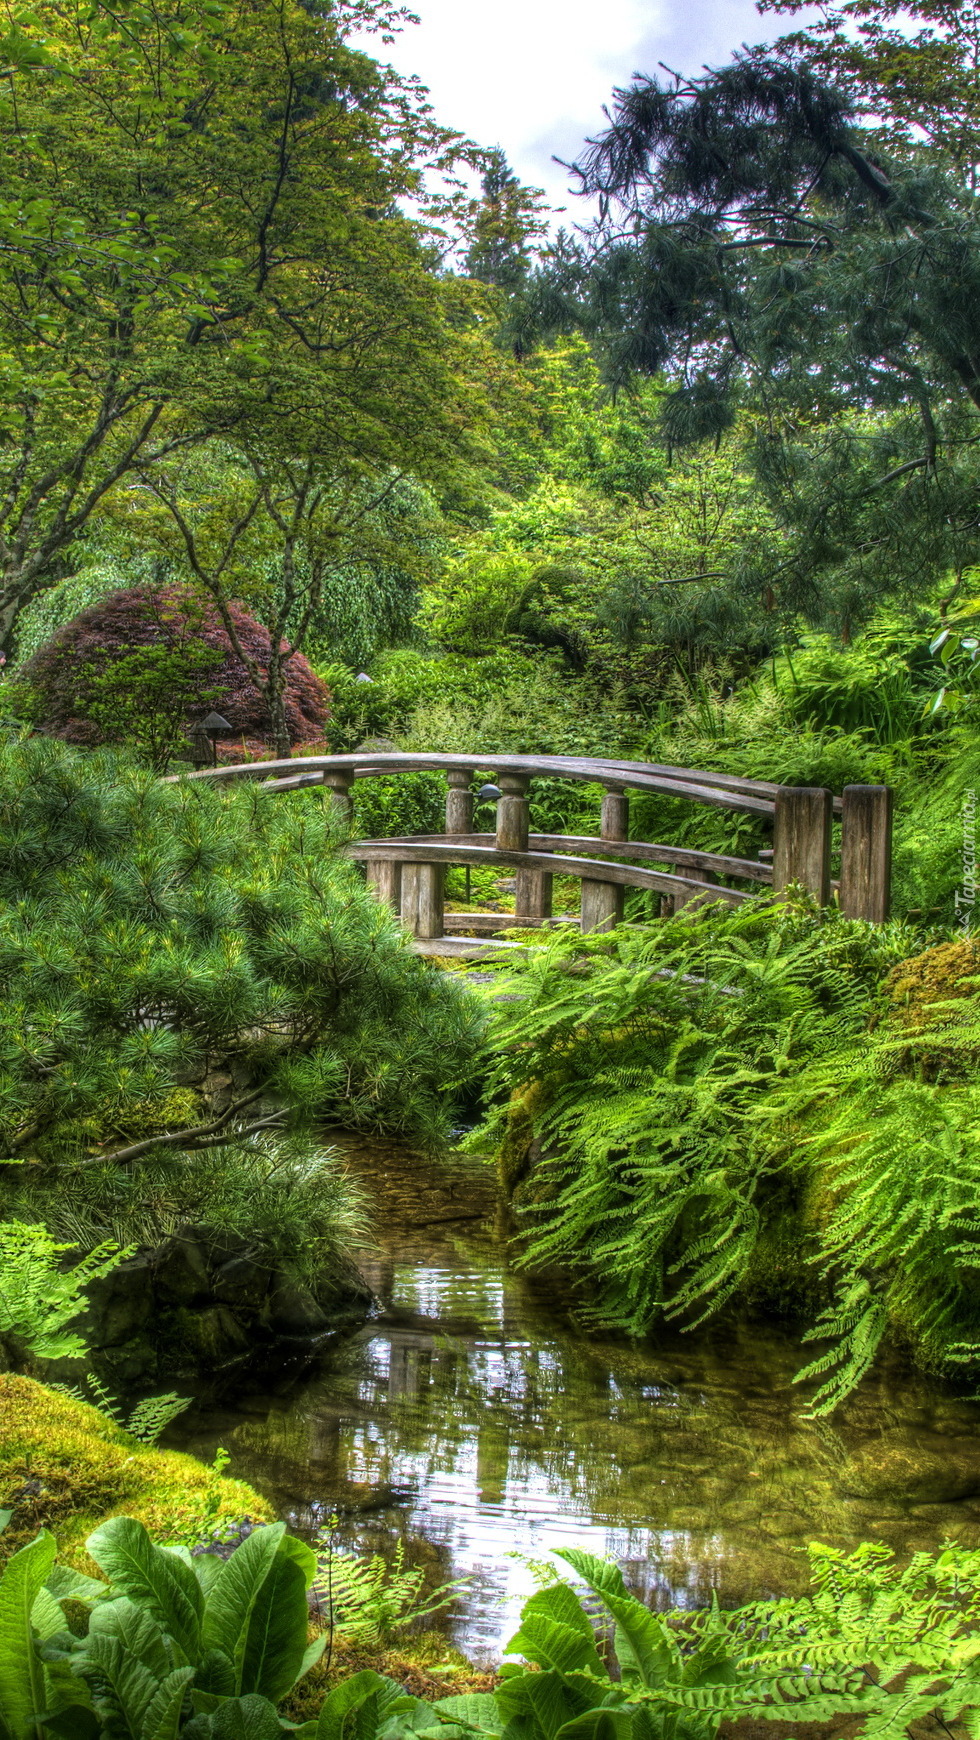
[553, 1554, 680, 1690]
[223, 1534, 310, 1702]
[44, 1568, 105, 1609]
[604, 1596, 681, 1691]
[192, 1556, 227, 1600]
[73, 1598, 180, 1738]
[201, 1525, 289, 1694]
[555, 1712, 632, 1740]
[552, 1556, 628, 1606]
[504, 1614, 605, 1678]
[496, 1671, 613, 1740]
[194, 1647, 237, 1698]
[183, 1693, 285, 1740]
[511, 1587, 597, 1648]
[277, 1532, 318, 1590]
[139, 1667, 197, 1740]
[85, 1518, 203, 1665]
[315, 1670, 408, 1740]
[431, 1694, 504, 1736]
[28, 1592, 66, 1647]
[0, 1529, 57, 1740]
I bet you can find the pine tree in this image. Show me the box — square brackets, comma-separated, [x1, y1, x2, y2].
[520, 56, 980, 629]
[464, 149, 550, 292]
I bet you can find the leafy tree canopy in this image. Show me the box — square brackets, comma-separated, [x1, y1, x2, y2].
[518, 55, 980, 633]
[761, 0, 980, 186]
[0, 0, 488, 656]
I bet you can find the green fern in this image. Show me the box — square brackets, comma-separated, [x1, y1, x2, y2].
[53, 1372, 191, 1445]
[473, 902, 980, 1405]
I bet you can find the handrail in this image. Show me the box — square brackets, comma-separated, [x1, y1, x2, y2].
[165, 748, 891, 939]
[378, 833, 775, 885]
[345, 841, 753, 907]
[170, 751, 779, 816]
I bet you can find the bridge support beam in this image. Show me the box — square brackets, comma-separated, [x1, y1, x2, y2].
[773, 786, 832, 905]
[581, 790, 628, 934]
[401, 863, 444, 941]
[839, 784, 892, 922]
[366, 859, 402, 913]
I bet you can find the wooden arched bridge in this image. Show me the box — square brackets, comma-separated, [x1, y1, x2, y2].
[179, 752, 893, 956]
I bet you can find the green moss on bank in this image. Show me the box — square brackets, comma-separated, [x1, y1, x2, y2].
[0, 1373, 270, 1567]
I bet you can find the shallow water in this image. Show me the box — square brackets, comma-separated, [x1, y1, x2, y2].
[170, 1138, 980, 1662]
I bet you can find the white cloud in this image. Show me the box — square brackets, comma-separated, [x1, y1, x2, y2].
[353, 0, 659, 215]
[352, 0, 774, 219]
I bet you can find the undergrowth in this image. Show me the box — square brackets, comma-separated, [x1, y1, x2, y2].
[472, 900, 980, 1409]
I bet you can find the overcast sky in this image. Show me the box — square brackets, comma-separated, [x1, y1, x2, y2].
[355, 0, 777, 219]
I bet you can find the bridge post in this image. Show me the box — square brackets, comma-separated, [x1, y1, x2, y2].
[445, 769, 474, 837]
[581, 789, 628, 934]
[366, 858, 402, 913]
[400, 863, 444, 940]
[773, 786, 832, 905]
[839, 785, 892, 922]
[320, 769, 353, 820]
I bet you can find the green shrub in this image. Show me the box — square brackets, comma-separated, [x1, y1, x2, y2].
[0, 736, 482, 1164]
[4, 1517, 980, 1739]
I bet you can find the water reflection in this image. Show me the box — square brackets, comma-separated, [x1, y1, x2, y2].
[170, 1142, 980, 1661]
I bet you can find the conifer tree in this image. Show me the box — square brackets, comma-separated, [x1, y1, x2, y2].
[522, 57, 980, 628]
[464, 149, 550, 291]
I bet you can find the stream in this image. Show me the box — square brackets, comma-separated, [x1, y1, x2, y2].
[169, 1138, 980, 1662]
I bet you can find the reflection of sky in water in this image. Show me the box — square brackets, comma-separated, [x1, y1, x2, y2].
[251, 1262, 748, 1657]
[175, 1204, 980, 1663]
[331, 1270, 714, 1657]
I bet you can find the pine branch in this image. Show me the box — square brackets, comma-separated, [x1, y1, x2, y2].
[90, 1089, 287, 1166]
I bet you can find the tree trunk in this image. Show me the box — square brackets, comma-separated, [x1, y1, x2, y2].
[265, 646, 291, 761]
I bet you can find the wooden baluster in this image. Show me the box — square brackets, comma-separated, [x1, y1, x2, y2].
[494, 771, 546, 925]
[512, 776, 552, 923]
[495, 771, 530, 851]
[445, 767, 475, 914]
[773, 786, 832, 905]
[321, 769, 353, 822]
[445, 768, 474, 837]
[581, 788, 628, 934]
[839, 784, 892, 922]
[672, 868, 719, 914]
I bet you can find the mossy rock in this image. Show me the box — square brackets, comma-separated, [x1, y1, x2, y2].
[0, 1374, 271, 1568]
[881, 939, 980, 1078]
[884, 939, 980, 1026]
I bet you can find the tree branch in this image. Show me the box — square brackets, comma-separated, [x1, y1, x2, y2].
[92, 1089, 287, 1165]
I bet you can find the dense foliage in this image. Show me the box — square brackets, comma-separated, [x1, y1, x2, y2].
[20, 586, 328, 767]
[472, 903, 980, 1410]
[0, 736, 482, 1277]
[4, 1514, 980, 1736]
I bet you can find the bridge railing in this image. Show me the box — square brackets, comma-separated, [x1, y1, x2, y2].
[174, 752, 894, 946]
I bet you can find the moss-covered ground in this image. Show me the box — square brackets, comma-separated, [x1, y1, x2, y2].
[0, 1373, 271, 1568]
